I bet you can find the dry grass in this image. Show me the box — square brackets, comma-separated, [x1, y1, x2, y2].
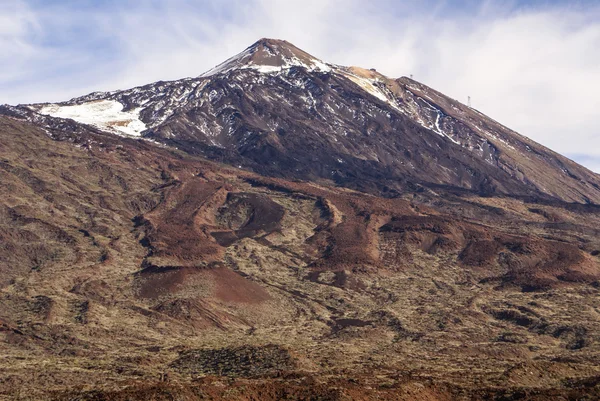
[1, 116, 600, 400]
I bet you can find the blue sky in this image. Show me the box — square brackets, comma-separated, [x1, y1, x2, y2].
[1, 0, 599, 172]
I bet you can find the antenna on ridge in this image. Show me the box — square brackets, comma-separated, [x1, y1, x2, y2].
[468, 96, 471, 108]
[410, 74, 413, 79]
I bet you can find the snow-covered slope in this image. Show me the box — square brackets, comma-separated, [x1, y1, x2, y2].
[201, 38, 331, 77]
[38, 100, 147, 137]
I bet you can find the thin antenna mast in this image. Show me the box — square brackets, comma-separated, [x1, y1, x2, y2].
[467, 96, 471, 108]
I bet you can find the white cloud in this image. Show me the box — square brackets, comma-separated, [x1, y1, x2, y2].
[0, 1, 43, 81]
[1, 0, 599, 172]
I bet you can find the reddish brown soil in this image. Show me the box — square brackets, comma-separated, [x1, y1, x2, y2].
[209, 268, 271, 304]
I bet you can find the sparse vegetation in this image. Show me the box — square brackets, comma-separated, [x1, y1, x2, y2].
[1, 93, 600, 400]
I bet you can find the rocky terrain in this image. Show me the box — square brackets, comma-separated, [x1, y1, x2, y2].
[1, 39, 600, 400]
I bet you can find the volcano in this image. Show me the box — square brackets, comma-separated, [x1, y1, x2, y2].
[1, 39, 600, 400]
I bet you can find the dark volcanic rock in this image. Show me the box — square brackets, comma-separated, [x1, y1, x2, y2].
[170, 345, 295, 377]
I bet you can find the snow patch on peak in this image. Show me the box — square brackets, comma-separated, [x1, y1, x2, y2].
[38, 100, 147, 137]
[200, 40, 332, 77]
[200, 47, 255, 77]
[343, 72, 389, 103]
[337, 69, 403, 113]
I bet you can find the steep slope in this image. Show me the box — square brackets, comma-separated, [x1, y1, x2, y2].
[18, 38, 600, 204]
[392, 77, 600, 204]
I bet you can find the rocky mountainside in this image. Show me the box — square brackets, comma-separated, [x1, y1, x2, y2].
[1, 39, 600, 400]
[14, 38, 600, 204]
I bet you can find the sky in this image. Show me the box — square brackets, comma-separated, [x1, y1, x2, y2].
[1, 0, 599, 172]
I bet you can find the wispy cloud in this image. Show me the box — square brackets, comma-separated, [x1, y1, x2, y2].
[1, 0, 599, 172]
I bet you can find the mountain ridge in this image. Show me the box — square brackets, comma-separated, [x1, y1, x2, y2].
[10, 38, 600, 205]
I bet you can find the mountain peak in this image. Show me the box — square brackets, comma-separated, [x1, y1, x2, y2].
[200, 38, 331, 77]
[251, 37, 290, 47]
